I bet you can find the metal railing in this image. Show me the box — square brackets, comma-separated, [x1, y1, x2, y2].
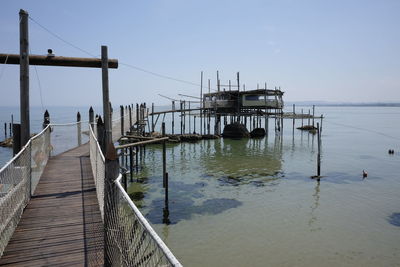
[0, 125, 51, 257]
[89, 123, 182, 266]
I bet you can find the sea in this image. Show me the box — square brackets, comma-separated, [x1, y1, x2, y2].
[1, 105, 400, 266]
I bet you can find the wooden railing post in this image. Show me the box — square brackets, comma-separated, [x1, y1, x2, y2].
[12, 124, 21, 156]
[89, 106, 94, 130]
[97, 116, 105, 153]
[77, 112, 81, 146]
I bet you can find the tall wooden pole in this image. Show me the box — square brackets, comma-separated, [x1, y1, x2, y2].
[162, 122, 167, 188]
[120, 105, 124, 136]
[19, 9, 30, 147]
[101, 46, 111, 153]
[200, 71, 203, 135]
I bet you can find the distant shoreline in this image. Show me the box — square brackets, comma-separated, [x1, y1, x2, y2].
[285, 102, 400, 107]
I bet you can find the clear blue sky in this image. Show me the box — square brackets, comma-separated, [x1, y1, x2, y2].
[1, 0, 399, 107]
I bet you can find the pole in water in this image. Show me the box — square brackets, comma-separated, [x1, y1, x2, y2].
[162, 122, 167, 188]
[194, 115, 196, 134]
[129, 147, 133, 182]
[312, 105, 315, 127]
[292, 104, 295, 134]
[4, 123, 6, 139]
[317, 122, 321, 177]
[163, 172, 170, 224]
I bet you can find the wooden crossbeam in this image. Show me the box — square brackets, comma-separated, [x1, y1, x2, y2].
[0, 53, 118, 68]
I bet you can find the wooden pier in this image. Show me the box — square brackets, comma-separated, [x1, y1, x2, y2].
[0, 144, 103, 266]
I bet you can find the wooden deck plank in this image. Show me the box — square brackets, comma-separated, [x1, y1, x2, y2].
[0, 144, 104, 266]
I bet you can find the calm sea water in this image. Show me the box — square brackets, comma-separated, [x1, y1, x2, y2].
[126, 106, 400, 267]
[1, 106, 399, 266]
[0, 106, 94, 166]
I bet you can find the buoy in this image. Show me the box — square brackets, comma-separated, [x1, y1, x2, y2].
[362, 170, 368, 178]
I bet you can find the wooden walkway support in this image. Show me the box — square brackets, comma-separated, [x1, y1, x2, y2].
[0, 144, 103, 266]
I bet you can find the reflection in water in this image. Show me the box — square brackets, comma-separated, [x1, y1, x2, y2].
[127, 133, 316, 226]
[202, 135, 283, 183]
[147, 197, 242, 225]
[309, 179, 321, 231]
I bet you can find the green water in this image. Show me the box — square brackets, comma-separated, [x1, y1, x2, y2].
[128, 106, 400, 267]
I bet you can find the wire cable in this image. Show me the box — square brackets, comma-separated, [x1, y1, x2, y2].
[28, 15, 218, 91]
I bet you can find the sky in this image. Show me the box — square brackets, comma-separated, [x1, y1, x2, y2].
[0, 0, 399, 107]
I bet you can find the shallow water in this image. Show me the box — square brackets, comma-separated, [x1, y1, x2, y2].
[127, 106, 400, 266]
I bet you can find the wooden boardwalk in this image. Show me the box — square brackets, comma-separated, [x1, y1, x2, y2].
[0, 144, 103, 266]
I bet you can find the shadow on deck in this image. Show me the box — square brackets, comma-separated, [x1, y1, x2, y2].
[0, 144, 104, 266]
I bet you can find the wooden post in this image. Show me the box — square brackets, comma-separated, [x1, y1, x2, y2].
[162, 122, 167, 188]
[128, 105, 132, 132]
[20, 9, 30, 147]
[77, 111, 82, 146]
[320, 115, 323, 134]
[101, 46, 112, 154]
[194, 115, 196, 134]
[180, 101, 183, 135]
[129, 146, 133, 182]
[292, 104, 295, 134]
[312, 105, 315, 127]
[317, 122, 321, 176]
[165, 172, 169, 207]
[172, 101, 175, 135]
[135, 146, 139, 173]
[12, 124, 21, 156]
[4, 123, 6, 140]
[301, 109, 304, 127]
[188, 101, 191, 134]
[308, 109, 310, 126]
[200, 71, 203, 135]
[104, 143, 120, 266]
[120, 105, 124, 136]
[42, 109, 50, 129]
[89, 106, 94, 130]
[11, 114, 14, 137]
[97, 116, 105, 154]
[237, 72, 240, 120]
[151, 103, 155, 132]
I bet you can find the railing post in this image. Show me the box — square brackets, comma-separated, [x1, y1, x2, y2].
[89, 106, 94, 130]
[104, 143, 121, 266]
[43, 110, 50, 129]
[77, 111, 82, 146]
[12, 124, 21, 156]
[97, 116, 105, 153]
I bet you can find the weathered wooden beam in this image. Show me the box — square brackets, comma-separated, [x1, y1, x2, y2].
[115, 137, 169, 149]
[0, 53, 118, 68]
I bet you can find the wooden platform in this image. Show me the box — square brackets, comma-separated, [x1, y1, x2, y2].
[0, 144, 104, 266]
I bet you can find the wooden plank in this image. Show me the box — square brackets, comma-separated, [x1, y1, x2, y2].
[0, 144, 103, 266]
